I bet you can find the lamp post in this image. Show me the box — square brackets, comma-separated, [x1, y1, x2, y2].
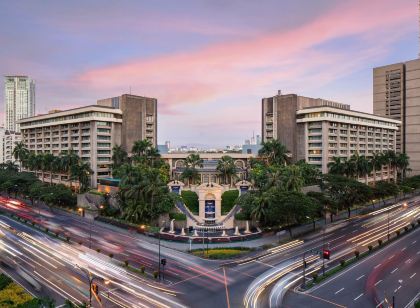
[75, 265, 102, 307]
[158, 220, 165, 280]
[387, 208, 390, 241]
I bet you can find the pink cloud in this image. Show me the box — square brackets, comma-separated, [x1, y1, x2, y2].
[78, 0, 416, 113]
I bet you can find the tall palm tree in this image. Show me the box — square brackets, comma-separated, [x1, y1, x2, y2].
[328, 156, 344, 175]
[258, 140, 290, 166]
[111, 145, 128, 171]
[12, 141, 29, 172]
[251, 190, 273, 223]
[216, 155, 236, 185]
[132, 139, 153, 157]
[396, 153, 410, 182]
[43, 153, 55, 185]
[182, 153, 203, 186]
[61, 149, 79, 190]
[383, 150, 397, 182]
[343, 158, 357, 178]
[356, 155, 371, 184]
[71, 161, 94, 193]
[369, 152, 383, 185]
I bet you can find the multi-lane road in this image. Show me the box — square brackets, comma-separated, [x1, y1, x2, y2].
[1, 194, 420, 307]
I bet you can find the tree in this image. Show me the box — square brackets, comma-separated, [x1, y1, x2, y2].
[181, 154, 203, 186]
[258, 140, 290, 166]
[282, 165, 304, 192]
[322, 174, 372, 218]
[12, 141, 29, 172]
[71, 161, 94, 193]
[216, 155, 236, 185]
[111, 145, 128, 174]
[369, 152, 384, 185]
[396, 153, 410, 182]
[61, 150, 79, 190]
[328, 157, 344, 175]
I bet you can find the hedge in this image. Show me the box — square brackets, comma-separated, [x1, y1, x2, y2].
[221, 190, 239, 214]
[0, 274, 12, 291]
[234, 212, 248, 221]
[181, 191, 199, 214]
[169, 212, 187, 221]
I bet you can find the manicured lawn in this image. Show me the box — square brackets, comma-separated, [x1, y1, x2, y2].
[191, 247, 251, 259]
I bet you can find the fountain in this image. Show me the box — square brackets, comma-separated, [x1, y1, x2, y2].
[244, 220, 251, 234]
[169, 219, 175, 234]
[193, 229, 199, 237]
[221, 229, 228, 237]
[234, 226, 240, 236]
[180, 228, 186, 236]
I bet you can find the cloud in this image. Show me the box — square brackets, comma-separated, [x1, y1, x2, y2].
[77, 0, 416, 115]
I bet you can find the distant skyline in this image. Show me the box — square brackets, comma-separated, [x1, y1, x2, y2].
[0, 0, 418, 147]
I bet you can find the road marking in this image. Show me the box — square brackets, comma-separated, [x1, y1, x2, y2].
[417, 251, 420, 255]
[335, 288, 344, 295]
[412, 240, 417, 245]
[394, 285, 401, 293]
[352, 230, 358, 233]
[388, 255, 395, 260]
[391, 268, 398, 274]
[354, 293, 363, 301]
[222, 267, 230, 308]
[374, 280, 382, 286]
[401, 247, 407, 252]
[374, 263, 381, 269]
[410, 273, 416, 279]
[405, 258, 412, 264]
[293, 291, 346, 308]
[356, 274, 365, 281]
[376, 300, 384, 307]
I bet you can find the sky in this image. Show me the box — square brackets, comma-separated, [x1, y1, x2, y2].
[0, 0, 418, 147]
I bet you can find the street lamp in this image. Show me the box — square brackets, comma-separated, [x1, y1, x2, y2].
[158, 220, 165, 280]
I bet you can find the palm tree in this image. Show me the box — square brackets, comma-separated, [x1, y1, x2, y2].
[282, 165, 304, 192]
[12, 141, 29, 172]
[112, 145, 128, 171]
[132, 139, 153, 157]
[71, 161, 94, 192]
[182, 154, 203, 186]
[383, 150, 397, 182]
[43, 153, 55, 185]
[369, 152, 383, 185]
[258, 140, 290, 166]
[343, 158, 357, 178]
[356, 155, 371, 184]
[396, 153, 410, 182]
[328, 156, 344, 175]
[61, 149, 79, 190]
[251, 190, 273, 222]
[216, 155, 236, 185]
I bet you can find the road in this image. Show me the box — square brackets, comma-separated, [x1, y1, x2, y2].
[1, 194, 420, 307]
[282, 226, 420, 308]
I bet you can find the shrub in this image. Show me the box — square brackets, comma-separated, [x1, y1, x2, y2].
[153, 271, 159, 279]
[169, 212, 186, 221]
[96, 248, 101, 253]
[368, 245, 373, 252]
[55, 232, 59, 237]
[340, 259, 345, 267]
[66, 237, 70, 242]
[312, 272, 318, 282]
[354, 250, 360, 258]
[234, 212, 248, 221]
[221, 190, 239, 214]
[411, 222, 415, 229]
[140, 266, 145, 274]
[0, 274, 12, 290]
[181, 191, 199, 214]
[45, 228, 49, 233]
[396, 230, 401, 236]
[124, 260, 129, 267]
[108, 253, 113, 259]
[378, 239, 383, 246]
[418, 218, 420, 224]
[404, 226, 409, 232]
[78, 241, 83, 245]
[262, 244, 274, 250]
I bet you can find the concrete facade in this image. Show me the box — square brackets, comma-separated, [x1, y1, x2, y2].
[97, 94, 157, 151]
[0, 127, 21, 164]
[262, 91, 401, 179]
[4, 76, 35, 132]
[373, 59, 420, 175]
[18, 105, 123, 187]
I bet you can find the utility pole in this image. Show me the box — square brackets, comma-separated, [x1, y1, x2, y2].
[302, 251, 307, 289]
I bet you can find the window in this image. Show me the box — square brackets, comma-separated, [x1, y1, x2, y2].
[97, 135, 111, 140]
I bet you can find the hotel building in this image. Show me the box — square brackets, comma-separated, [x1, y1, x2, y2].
[373, 58, 420, 175]
[19, 106, 122, 187]
[262, 92, 401, 178]
[18, 94, 158, 188]
[4, 76, 35, 132]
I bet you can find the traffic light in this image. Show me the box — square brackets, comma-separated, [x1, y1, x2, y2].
[161, 258, 167, 266]
[322, 249, 331, 260]
[92, 283, 99, 296]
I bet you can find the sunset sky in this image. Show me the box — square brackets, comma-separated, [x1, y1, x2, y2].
[0, 0, 418, 147]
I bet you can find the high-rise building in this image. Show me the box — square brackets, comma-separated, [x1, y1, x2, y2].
[4, 76, 35, 132]
[97, 94, 157, 151]
[262, 91, 400, 180]
[373, 59, 420, 175]
[0, 127, 21, 164]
